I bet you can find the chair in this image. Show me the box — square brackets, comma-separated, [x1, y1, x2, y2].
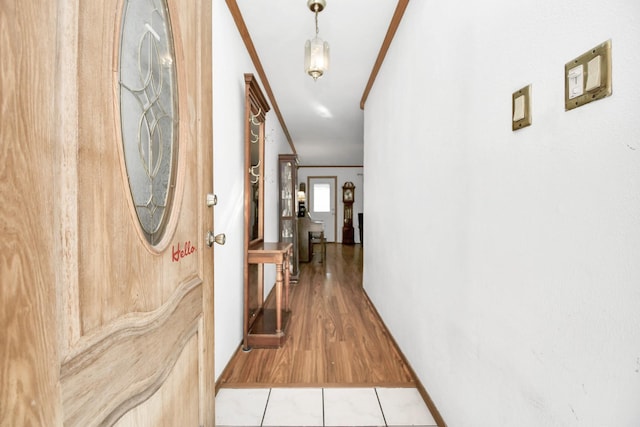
[298, 213, 324, 262]
[309, 230, 326, 263]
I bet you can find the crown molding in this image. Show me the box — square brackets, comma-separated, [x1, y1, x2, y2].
[360, 0, 409, 110]
[225, 0, 297, 155]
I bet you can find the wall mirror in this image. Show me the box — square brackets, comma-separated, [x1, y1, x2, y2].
[243, 74, 270, 338]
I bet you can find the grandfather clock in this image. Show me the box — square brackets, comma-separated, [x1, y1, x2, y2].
[342, 182, 355, 245]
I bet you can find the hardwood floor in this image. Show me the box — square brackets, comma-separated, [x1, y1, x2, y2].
[217, 243, 416, 388]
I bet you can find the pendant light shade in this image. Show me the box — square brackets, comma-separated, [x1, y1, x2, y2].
[304, 36, 330, 81]
[304, 0, 329, 81]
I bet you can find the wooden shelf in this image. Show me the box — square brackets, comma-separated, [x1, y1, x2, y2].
[247, 309, 291, 348]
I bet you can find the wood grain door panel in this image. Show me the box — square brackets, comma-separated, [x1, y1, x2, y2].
[113, 334, 201, 427]
[60, 279, 202, 425]
[1, 0, 65, 424]
[1, 0, 213, 423]
[59, 0, 214, 425]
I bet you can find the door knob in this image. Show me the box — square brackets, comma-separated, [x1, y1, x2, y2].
[206, 193, 218, 207]
[206, 231, 225, 247]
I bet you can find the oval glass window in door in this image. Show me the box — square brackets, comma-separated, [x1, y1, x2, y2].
[119, 0, 179, 245]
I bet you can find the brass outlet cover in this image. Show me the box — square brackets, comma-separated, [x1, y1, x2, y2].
[565, 39, 612, 111]
[512, 84, 532, 131]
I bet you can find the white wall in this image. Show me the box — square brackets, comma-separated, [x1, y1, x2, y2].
[297, 167, 364, 244]
[364, 1, 640, 425]
[212, 1, 292, 380]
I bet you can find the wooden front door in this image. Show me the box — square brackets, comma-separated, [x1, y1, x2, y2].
[0, 0, 214, 425]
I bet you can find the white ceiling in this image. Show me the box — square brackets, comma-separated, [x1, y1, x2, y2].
[235, 0, 402, 166]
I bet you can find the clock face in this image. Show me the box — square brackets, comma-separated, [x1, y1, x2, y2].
[344, 189, 353, 202]
[119, 0, 178, 245]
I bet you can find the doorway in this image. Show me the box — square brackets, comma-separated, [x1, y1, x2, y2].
[308, 176, 337, 242]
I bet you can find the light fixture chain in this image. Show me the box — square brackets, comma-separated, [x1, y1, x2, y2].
[315, 10, 319, 35]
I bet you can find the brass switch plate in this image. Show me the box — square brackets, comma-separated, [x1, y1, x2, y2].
[512, 84, 532, 131]
[565, 39, 612, 111]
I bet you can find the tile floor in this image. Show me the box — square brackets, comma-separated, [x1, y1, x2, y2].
[215, 387, 437, 427]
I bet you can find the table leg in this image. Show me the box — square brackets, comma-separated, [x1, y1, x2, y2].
[284, 250, 290, 312]
[275, 263, 283, 333]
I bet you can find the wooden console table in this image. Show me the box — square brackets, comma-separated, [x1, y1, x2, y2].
[244, 241, 292, 350]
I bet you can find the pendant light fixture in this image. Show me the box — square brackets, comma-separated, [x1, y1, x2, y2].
[304, 0, 329, 81]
